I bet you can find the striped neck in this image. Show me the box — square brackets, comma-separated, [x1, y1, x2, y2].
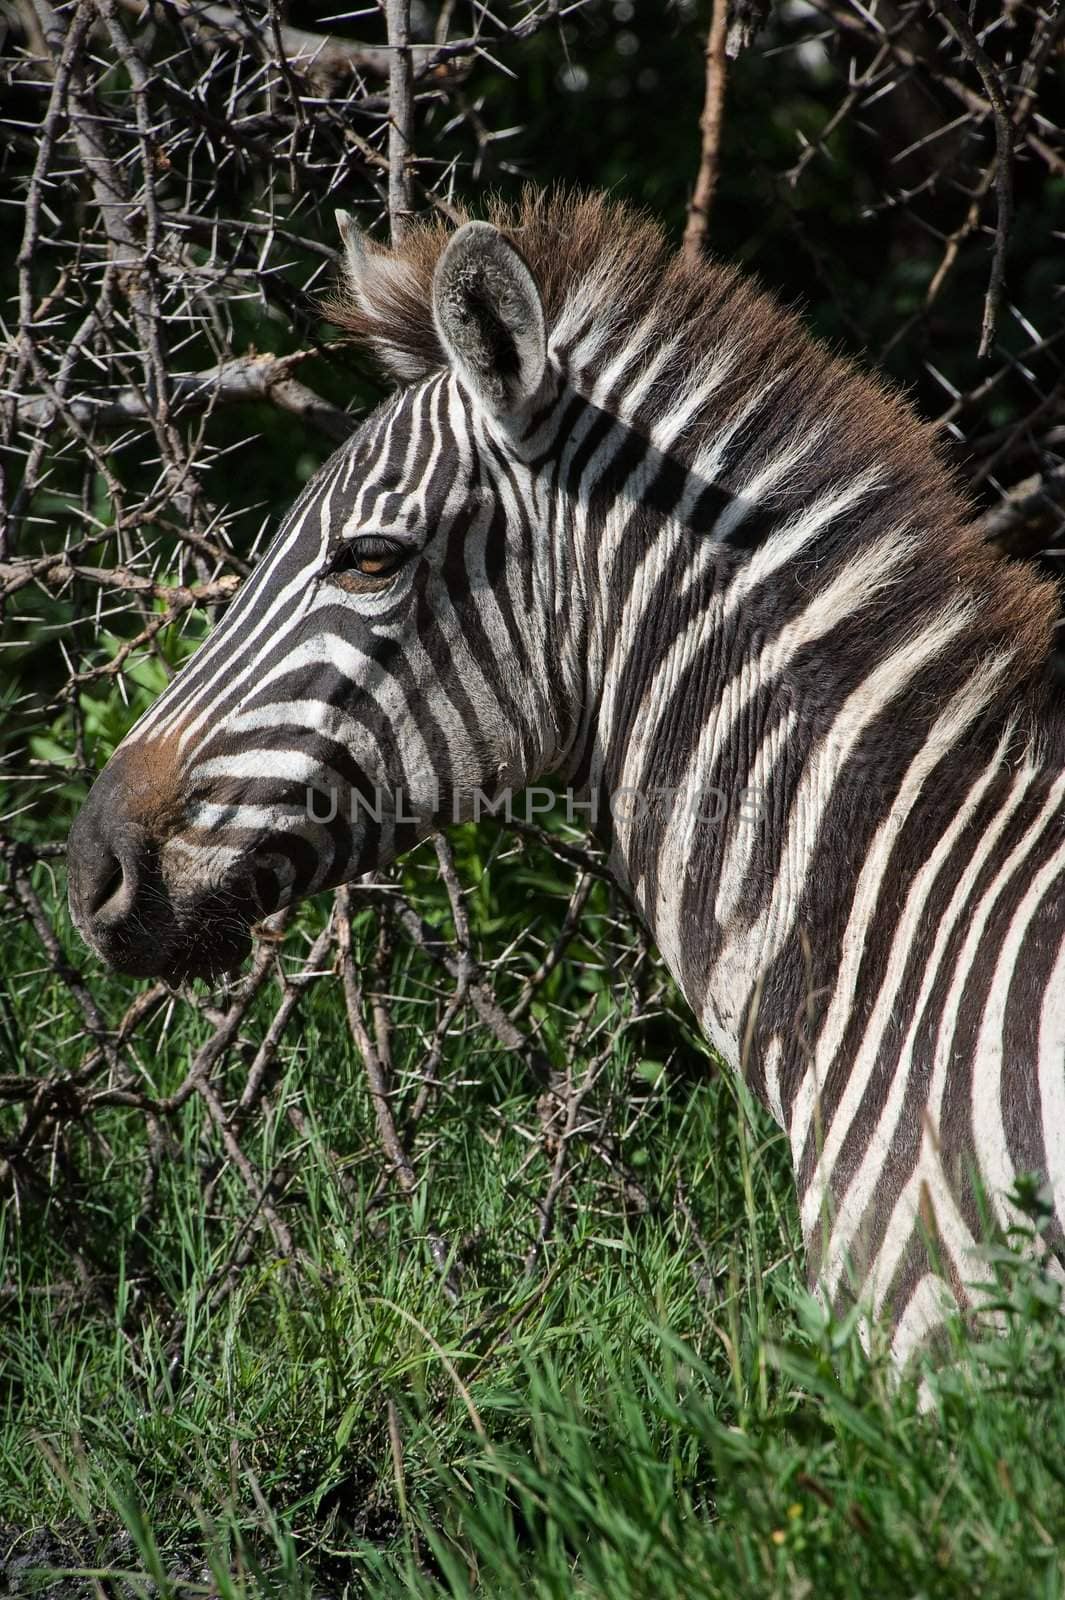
[542, 367, 1058, 1126]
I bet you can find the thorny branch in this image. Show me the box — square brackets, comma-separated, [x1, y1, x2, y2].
[928, 0, 1014, 359]
[7, 353, 358, 443]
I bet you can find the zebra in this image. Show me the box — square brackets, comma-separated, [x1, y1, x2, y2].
[67, 189, 1065, 1368]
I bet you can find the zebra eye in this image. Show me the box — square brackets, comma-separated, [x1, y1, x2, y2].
[326, 536, 408, 588]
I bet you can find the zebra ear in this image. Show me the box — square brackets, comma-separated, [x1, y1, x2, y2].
[432, 222, 547, 423]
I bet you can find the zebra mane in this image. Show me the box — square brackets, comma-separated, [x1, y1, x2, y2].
[326, 188, 1058, 706]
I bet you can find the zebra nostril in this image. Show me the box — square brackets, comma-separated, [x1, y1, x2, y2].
[66, 750, 186, 976]
[76, 835, 141, 929]
[88, 857, 127, 920]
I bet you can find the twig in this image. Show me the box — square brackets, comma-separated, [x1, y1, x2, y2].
[0, 558, 240, 606]
[509, 870, 594, 1023]
[107, 0, 469, 81]
[162, 938, 283, 1112]
[235, 923, 337, 1117]
[335, 886, 415, 1194]
[928, 0, 1013, 357]
[683, 0, 730, 261]
[6, 353, 357, 442]
[389, 891, 550, 1083]
[492, 819, 612, 881]
[522, 1025, 633, 1274]
[335, 887, 464, 1301]
[386, 0, 416, 241]
[195, 1075, 296, 1260]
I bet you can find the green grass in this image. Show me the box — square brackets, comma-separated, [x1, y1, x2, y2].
[3, 839, 1065, 1597]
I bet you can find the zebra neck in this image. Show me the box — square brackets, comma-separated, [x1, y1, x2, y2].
[576, 501, 1057, 1133]
[599, 684, 1023, 1121]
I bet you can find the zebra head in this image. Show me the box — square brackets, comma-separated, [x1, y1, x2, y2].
[67, 214, 581, 981]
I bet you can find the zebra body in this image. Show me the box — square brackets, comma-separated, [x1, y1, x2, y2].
[67, 192, 1065, 1364]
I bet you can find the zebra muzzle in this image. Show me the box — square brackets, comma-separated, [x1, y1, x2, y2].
[67, 755, 256, 983]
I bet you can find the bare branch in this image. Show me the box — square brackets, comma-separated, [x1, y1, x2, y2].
[387, 0, 416, 241]
[336, 885, 416, 1195]
[684, 0, 730, 261]
[109, 0, 469, 82]
[7, 353, 356, 442]
[0, 559, 240, 606]
[928, 0, 1013, 358]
